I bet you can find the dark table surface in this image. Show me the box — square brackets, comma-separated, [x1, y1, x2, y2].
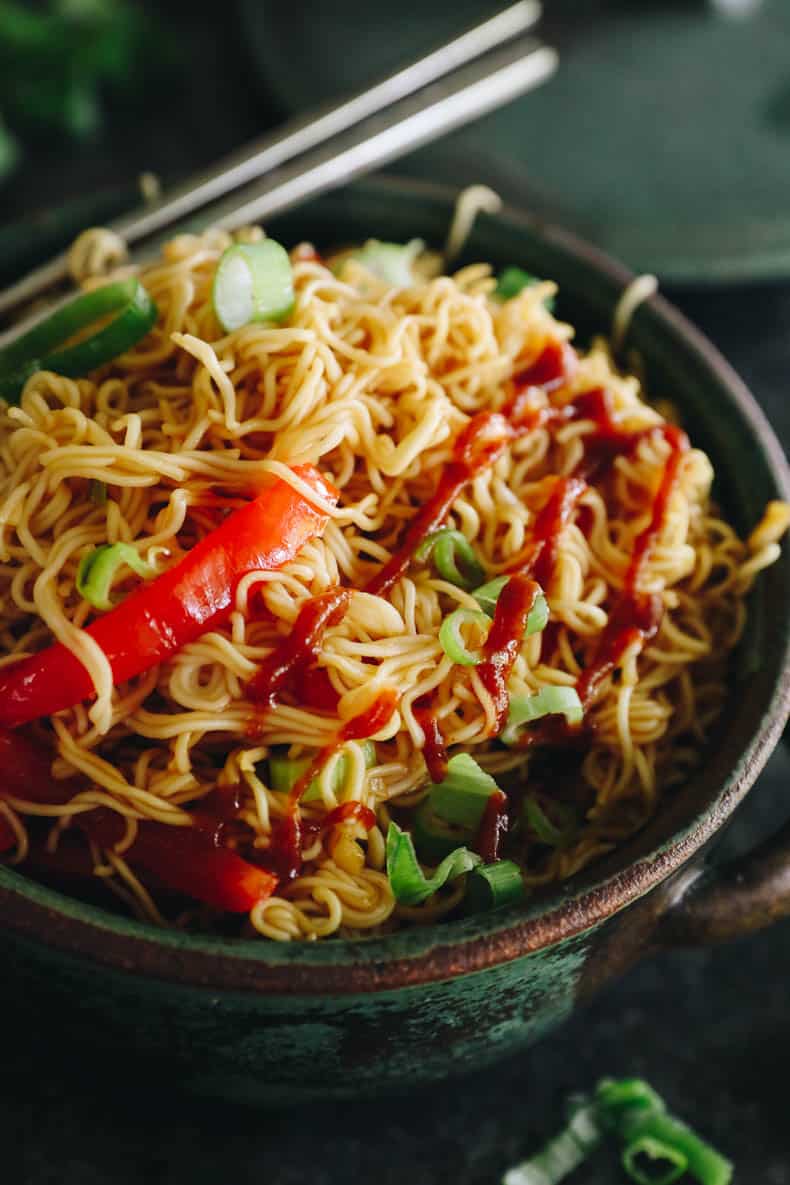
[4, 4, 790, 1181]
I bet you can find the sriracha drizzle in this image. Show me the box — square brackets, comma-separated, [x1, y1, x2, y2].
[263, 690, 398, 882]
[576, 422, 690, 706]
[364, 411, 512, 597]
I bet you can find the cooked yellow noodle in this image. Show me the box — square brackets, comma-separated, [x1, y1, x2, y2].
[0, 225, 784, 940]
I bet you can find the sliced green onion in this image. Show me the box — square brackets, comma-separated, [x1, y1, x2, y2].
[594, 1079, 732, 1185]
[472, 577, 549, 637]
[0, 277, 158, 401]
[465, 859, 524, 912]
[76, 542, 155, 611]
[523, 798, 578, 848]
[343, 238, 424, 286]
[503, 1097, 602, 1185]
[428, 752, 500, 830]
[212, 239, 294, 332]
[89, 479, 107, 506]
[415, 528, 485, 590]
[622, 1136, 687, 1185]
[595, 1077, 665, 1124]
[269, 740, 376, 805]
[501, 686, 584, 746]
[620, 1113, 732, 1185]
[439, 607, 490, 666]
[413, 800, 473, 863]
[503, 1078, 732, 1185]
[525, 593, 549, 637]
[385, 819, 480, 906]
[495, 266, 555, 311]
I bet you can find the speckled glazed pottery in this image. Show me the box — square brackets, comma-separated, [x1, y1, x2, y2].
[2, 178, 790, 1104]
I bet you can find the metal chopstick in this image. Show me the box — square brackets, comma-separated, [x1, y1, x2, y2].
[0, 1, 543, 318]
[144, 37, 558, 251]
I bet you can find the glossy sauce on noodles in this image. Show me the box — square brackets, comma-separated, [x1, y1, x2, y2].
[413, 695, 449, 784]
[247, 587, 351, 717]
[576, 414, 690, 706]
[264, 690, 398, 881]
[477, 575, 541, 733]
[365, 411, 512, 597]
[513, 476, 587, 587]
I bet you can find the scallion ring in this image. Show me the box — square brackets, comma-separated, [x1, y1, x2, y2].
[341, 238, 424, 286]
[621, 1136, 687, 1185]
[439, 607, 490, 666]
[76, 542, 156, 612]
[503, 1097, 602, 1185]
[212, 239, 294, 332]
[618, 1113, 732, 1185]
[0, 277, 158, 401]
[385, 819, 480, 906]
[268, 740, 376, 804]
[501, 686, 584, 746]
[415, 528, 485, 590]
[428, 752, 500, 830]
[465, 860, 525, 912]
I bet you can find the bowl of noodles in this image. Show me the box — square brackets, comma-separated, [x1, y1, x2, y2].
[0, 177, 788, 1102]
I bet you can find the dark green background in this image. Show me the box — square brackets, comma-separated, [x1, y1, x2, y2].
[3, 2, 790, 1180]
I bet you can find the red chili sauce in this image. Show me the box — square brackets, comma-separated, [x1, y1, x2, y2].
[247, 587, 351, 720]
[477, 575, 542, 735]
[575, 417, 690, 706]
[511, 476, 587, 588]
[364, 410, 512, 597]
[413, 694, 449, 784]
[264, 690, 398, 881]
[476, 788, 509, 863]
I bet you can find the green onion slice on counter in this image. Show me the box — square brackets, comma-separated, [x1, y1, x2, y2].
[212, 239, 294, 332]
[621, 1136, 687, 1185]
[594, 1077, 666, 1123]
[594, 1079, 733, 1185]
[618, 1113, 732, 1185]
[0, 277, 158, 401]
[268, 740, 376, 804]
[502, 1077, 732, 1185]
[343, 238, 424, 286]
[495, 266, 556, 311]
[472, 576, 549, 637]
[501, 686, 584, 746]
[76, 542, 156, 611]
[439, 607, 491, 666]
[385, 819, 480, 905]
[503, 1097, 603, 1185]
[415, 528, 486, 590]
[465, 859, 525, 912]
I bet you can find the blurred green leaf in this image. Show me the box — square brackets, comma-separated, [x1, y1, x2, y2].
[0, 0, 175, 175]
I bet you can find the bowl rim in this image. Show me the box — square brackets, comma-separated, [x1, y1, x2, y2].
[2, 174, 790, 995]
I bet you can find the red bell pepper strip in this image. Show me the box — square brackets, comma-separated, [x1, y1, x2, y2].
[0, 464, 338, 729]
[0, 727, 276, 911]
[0, 726, 73, 851]
[81, 810, 277, 913]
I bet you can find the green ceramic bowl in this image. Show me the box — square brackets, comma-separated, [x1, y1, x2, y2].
[2, 178, 790, 1104]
